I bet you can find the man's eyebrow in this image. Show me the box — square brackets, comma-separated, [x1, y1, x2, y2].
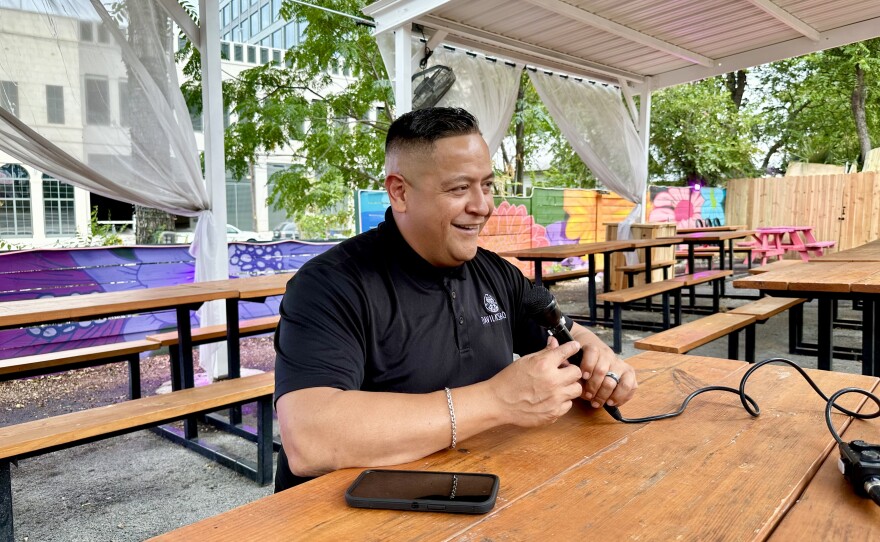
[439, 173, 496, 188]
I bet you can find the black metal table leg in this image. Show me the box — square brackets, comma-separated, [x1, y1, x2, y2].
[588, 254, 597, 326]
[612, 304, 622, 354]
[789, 303, 803, 354]
[719, 241, 727, 296]
[728, 330, 740, 360]
[226, 298, 243, 426]
[688, 244, 696, 306]
[1, 461, 12, 542]
[862, 297, 874, 376]
[603, 251, 613, 321]
[534, 260, 543, 288]
[745, 324, 756, 362]
[817, 298, 833, 371]
[175, 305, 198, 439]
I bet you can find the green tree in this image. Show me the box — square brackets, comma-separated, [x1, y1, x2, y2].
[649, 77, 759, 184]
[181, 0, 392, 235]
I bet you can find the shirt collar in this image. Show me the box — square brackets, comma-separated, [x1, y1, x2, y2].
[379, 207, 467, 281]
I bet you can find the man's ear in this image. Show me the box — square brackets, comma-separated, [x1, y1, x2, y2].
[385, 173, 407, 212]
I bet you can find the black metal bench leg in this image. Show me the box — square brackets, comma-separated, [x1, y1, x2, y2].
[745, 324, 756, 363]
[789, 303, 803, 354]
[728, 330, 740, 360]
[612, 304, 623, 354]
[257, 397, 274, 486]
[712, 280, 721, 313]
[226, 298, 243, 426]
[1, 460, 12, 542]
[862, 298, 874, 376]
[662, 293, 670, 330]
[674, 290, 682, 326]
[127, 353, 141, 400]
[588, 254, 597, 326]
[818, 298, 833, 371]
[176, 305, 198, 440]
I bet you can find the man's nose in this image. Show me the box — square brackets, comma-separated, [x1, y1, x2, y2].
[466, 187, 493, 216]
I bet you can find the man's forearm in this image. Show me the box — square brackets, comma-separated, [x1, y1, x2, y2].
[277, 381, 504, 477]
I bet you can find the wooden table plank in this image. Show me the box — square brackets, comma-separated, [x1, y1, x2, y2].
[0, 283, 238, 329]
[748, 259, 806, 275]
[149, 354, 747, 542]
[814, 240, 880, 262]
[454, 362, 875, 542]
[733, 262, 880, 293]
[190, 273, 295, 299]
[497, 240, 632, 261]
[676, 225, 746, 234]
[151, 353, 878, 542]
[769, 380, 880, 541]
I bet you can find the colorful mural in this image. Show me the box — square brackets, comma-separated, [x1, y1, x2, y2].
[647, 186, 726, 228]
[0, 241, 335, 359]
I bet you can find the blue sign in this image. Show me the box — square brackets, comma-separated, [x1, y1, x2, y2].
[357, 190, 389, 233]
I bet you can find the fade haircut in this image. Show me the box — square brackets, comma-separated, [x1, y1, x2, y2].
[385, 107, 481, 157]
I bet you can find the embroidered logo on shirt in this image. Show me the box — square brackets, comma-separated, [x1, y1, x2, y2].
[481, 293, 507, 326]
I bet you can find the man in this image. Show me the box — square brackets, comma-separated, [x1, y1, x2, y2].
[274, 107, 636, 491]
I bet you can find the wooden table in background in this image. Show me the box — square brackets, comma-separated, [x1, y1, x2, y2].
[734, 261, 880, 375]
[814, 239, 880, 262]
[0, 283, 238, 390]
[500, 238, 682, 324]
[151, 351, 879, 542]
[675, 224, 746, 234]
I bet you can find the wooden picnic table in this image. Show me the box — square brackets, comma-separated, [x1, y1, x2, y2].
[150, 351, 880, 542]
[499, 238, 682, 325]
[814, 239, 880, 262]
[734, 261, 880, 375]
[675, 224, 746, 234]
[0, 283, 239, 390]
[663, 230, 756, 302]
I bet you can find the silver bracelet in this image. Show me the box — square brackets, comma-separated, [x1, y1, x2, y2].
[444, 387, 457, 448]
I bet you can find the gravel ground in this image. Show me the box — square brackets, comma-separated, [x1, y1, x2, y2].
[2, 266, 868, 541]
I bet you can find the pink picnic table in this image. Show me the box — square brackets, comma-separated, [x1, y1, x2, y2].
[740, 226, 835, 265]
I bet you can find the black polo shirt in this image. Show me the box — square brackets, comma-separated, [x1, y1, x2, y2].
[273, 208, 549, 402]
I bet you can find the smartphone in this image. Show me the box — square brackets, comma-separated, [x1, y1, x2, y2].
[344, 469, 500, 514]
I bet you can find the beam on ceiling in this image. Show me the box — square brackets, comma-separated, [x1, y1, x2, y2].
[523, 0, 714, 67]
[653, 16, 880, 89]
[363, 0, 462, 35]
[743, 0, 821, 41]
[419, 15, 644, 83]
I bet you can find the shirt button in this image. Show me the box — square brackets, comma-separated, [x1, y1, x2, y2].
[458, 316, 464, 325]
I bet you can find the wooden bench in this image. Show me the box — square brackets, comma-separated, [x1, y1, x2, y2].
[145, 315, 280, 348]
[669, 269, 734, 312]
[729, 296, 807, 354]
[0, 340, 160, 399]
[634, 312, 757, 361]
[597, 280, 684, 353]
[618, 260, 675, 287]
[0, 372, 276, 540]
[676, 247, 753, 271]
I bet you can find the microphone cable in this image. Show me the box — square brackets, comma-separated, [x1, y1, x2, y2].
[607, 357, 880, 506]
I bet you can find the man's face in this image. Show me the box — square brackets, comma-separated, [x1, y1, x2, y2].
[388, 133, 496, 268]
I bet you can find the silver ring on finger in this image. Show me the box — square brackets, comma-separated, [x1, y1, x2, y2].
[604, 371, 620, 384]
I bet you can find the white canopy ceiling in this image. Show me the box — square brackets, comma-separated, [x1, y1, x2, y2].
[363, 0, 880, 90]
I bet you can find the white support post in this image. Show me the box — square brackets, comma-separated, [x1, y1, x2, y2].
[199, 0, 230, 379]
[395, 25, 413, 115]
[638, 77, 653, 223]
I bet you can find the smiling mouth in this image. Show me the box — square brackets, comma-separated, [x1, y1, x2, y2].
[453, 224, 482, 233]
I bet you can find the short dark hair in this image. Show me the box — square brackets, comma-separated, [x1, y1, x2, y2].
[385, 107, 480, 155]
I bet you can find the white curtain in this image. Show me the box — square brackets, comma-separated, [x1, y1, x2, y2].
[528, 71, 646, 250]
[0, 0, 212, 244]
[377, 34, 521, 155]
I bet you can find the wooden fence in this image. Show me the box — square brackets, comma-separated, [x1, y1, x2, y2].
[726, 172, 880, 252]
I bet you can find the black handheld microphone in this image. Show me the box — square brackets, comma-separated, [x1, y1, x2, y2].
[523, 285, 623, 421]
[522, 285, 582, 365]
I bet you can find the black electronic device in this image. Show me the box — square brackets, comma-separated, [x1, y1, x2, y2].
[344, 469, 499, 514]
[838, 440, 880, 504]
[411, 65, 456, 110]
[522, 285, 582, 366]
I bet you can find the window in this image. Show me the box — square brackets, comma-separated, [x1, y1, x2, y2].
[272, 50, 281, 64]
[46, 85, 64, 124]
[239, 22, 248, 41]
[232, 0, 239, 19]
[118, 81, 130, 127]
[261, 4, 270, 29]
[221, 42, 230, 59]
[226, 173, 255, 231]
[80, 21, 93, 41]
[97, 25, 111, 43]
[0, 81, 18, 118]
[298, 18, 308, 41]
[260, 37, 270, 48]
[234, 43, 244, 62]
[284, 22, 295, 48]
[85, 76, 110, 125]
[247, 46, 256, 63]
[42, 175, 76, 236]
[250, 12, 259, 36]
[272, 29, 282, 49]
[0, 164, 32, 237]
[189, 101, 203, 132]
[260, 48, 269, 64]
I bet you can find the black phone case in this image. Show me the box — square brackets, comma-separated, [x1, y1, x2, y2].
[344, 469, 499, 514]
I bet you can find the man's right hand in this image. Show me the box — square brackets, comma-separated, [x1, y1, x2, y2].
[487, 337, 585, 427]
